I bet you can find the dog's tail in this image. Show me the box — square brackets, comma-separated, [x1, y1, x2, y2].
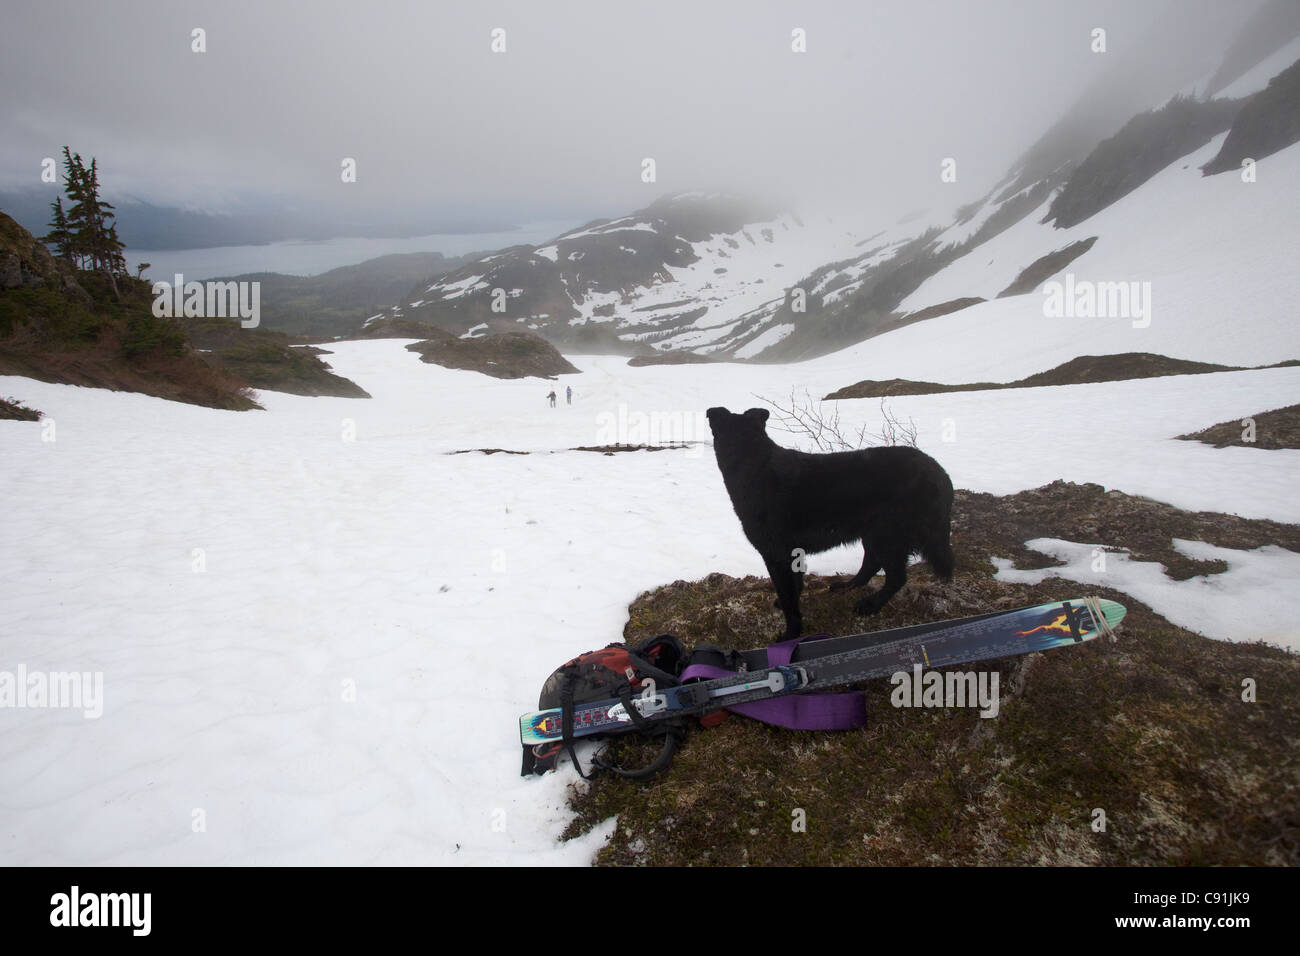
[923, 531, 956, 581]
[920, 474, 956, 582]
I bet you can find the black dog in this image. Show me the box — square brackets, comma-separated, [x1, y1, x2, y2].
[707, 406, 955, 640]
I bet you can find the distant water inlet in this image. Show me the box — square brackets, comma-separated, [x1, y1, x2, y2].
[127, 219, 583, 282]
[151, 274, 260, 328]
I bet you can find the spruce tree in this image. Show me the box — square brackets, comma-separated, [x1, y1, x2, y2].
[43, 196, 73, 261]
[60, 148, 90, 269]
[53, 147, 124, 297]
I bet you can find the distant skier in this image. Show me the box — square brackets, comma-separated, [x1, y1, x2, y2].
[547, 390, 557, 407]
[566, 386, 573, 405]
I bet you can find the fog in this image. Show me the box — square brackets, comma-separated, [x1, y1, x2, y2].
[0, 0, 1262, 233]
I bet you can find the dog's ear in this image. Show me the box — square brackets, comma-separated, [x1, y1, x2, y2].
[744, 408, 770, 424]
[706, 407, 731, 425]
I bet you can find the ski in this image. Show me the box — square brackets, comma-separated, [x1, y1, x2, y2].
[519, 597, 1125, 746]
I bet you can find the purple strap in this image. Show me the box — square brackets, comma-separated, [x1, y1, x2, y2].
[679, 635, 866, 731]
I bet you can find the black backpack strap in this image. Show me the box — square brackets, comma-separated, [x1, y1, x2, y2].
[629, 634, 688, 678]
[687, 642, 750, 672]
[539, 638, 694, 781]
[592, 720, 687, 780]
[561, 673, 687, 780]
[559, 666, 596, 781]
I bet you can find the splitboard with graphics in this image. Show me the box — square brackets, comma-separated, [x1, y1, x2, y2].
[520, 597, 1125, 779]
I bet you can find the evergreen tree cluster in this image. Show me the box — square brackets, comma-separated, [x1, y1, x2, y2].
[43, 147, 127, 290]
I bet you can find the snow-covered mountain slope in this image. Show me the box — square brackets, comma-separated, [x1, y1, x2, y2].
[377, 193, 880, 358]
[890, 133, 1300, 370]
[3, 323, 1299, 865]
[351, 17, 1300, 370]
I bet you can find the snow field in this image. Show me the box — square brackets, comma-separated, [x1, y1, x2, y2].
[3, 194, 1299, 860]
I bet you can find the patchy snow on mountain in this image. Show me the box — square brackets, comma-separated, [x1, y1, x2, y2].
[386, 194, 881, 357]
[431, 273, 488, 297]
[734, 322, 796, 359]
[558, 218, 659, 242]
[895, 136, 1300, 368]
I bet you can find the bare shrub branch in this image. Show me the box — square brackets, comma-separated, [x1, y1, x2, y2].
[756, 389, 917, 451]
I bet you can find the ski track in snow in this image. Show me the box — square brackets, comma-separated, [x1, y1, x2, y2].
[3, 334, 1299, 865]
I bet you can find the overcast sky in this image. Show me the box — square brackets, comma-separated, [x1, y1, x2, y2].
[0, 0, 1257, 234]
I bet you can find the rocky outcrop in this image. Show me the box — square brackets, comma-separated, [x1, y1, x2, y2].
[405, 330, 580, 380]
[1202, 57, 1300, 174]
[0, 211, 89, 300]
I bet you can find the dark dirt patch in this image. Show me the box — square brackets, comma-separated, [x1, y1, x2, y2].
[950, 481, 1300, 582]
[561, 480, 1300, 866]
[0, 396, 41, 420]
[825, 376, 1001, 399]
[825, 352, 1261, 401]
[446, 443, 704, 456]
[901, 296, 986, 322]
[1177, 404, 1300, 450]
[448, 448, 530, 456]
[1018, 353, 1243, 387]
[573, 442, 703, 455]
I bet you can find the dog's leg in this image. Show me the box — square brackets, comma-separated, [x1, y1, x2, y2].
[773, 550, 807, 609]
[829, 543, 881, 592]
[854, 550, 908, 616]
[764, 553, 803, 640]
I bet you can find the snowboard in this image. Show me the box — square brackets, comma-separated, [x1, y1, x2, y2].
[519, 597, 1125, 746]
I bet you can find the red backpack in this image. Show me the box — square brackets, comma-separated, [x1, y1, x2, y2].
[521, 635, 689, 780]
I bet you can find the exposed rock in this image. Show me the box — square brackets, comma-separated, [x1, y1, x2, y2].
[1177, 403, 1300, 450]
[1048, 96, 1243, 228]
[825, 352, 1256, 401]
[997, 237, 1099, 297]
[1203, 56, 1300, 174]
[406, 330, 580, 380]
[0, 211, 88, 301]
